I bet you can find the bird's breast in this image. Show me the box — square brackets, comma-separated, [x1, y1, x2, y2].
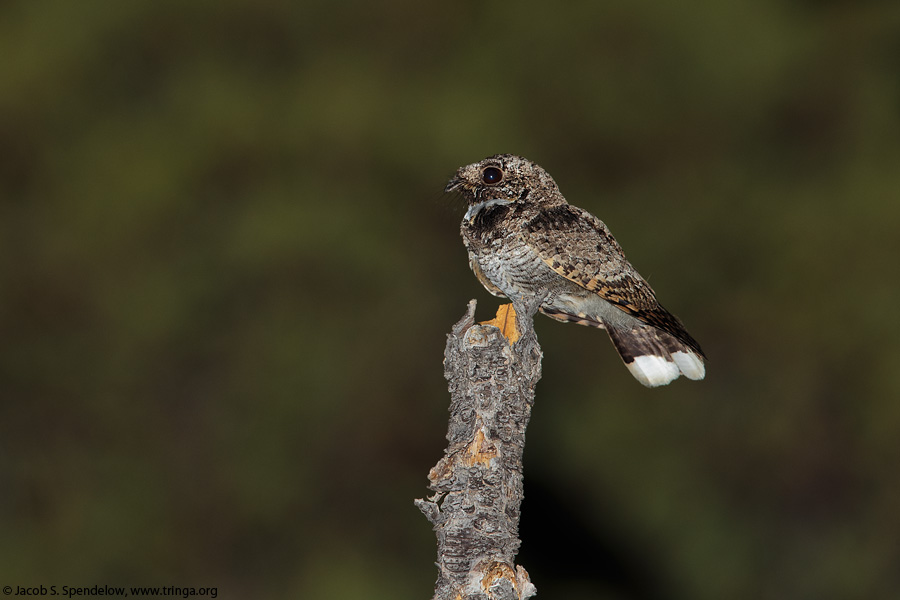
[462, 216, 562, 301]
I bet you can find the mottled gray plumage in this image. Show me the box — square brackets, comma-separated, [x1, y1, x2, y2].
[445, 154, 706, 387]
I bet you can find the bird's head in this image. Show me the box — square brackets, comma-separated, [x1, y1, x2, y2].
[445, 154, 563, 222]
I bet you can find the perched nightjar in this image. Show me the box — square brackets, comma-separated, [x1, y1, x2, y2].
[446, 154, 705, 387]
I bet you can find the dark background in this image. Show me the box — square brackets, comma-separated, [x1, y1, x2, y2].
[2, 1, 899, 599]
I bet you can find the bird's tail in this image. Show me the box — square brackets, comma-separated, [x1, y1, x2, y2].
[604, 323, 706, 387]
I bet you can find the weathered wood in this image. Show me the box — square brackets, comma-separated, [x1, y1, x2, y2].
[415, 298, 543, 600]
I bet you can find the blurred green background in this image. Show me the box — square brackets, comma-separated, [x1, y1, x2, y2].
[2, 0, 899, 598]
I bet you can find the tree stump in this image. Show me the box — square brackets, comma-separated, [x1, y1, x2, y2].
[415, 299, 543, 600]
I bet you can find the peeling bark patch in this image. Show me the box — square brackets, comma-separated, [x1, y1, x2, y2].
[481, 562, 517, 593]
[464, 428, 498, 467]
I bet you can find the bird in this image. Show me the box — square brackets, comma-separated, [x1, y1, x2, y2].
[445, 154, 705, 387]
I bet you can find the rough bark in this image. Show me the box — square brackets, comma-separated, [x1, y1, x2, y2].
[415, 298, 543, 600]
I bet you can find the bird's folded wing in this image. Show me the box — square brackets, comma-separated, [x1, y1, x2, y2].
[521, 204, 704, 357]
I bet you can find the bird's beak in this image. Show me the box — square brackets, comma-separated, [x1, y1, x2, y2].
[444, 175, 463, 193]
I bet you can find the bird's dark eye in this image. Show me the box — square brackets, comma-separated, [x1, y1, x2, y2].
[482, 166, 503, 185]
